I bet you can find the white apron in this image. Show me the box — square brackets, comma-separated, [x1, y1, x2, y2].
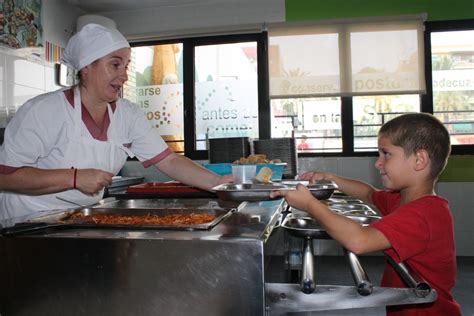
[2, 87, 134, 219]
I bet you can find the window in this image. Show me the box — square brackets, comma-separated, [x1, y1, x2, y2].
[124, 43, 185, 153]
[353, 94, 421, 151]
[122, 18, 474, 159]
[268, 16, 426, 154]
[268, 17, 425, 98]
[430, 29, 474, 146]
[271, 97, 342, 153]
[194, 41, 259, 151]
[129, 33, 267, 159]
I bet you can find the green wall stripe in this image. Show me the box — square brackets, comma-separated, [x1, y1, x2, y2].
[285, 0, 474, 22]
[439, 155, 474, 182]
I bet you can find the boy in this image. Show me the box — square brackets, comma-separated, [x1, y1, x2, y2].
[271, 113, 461, 315]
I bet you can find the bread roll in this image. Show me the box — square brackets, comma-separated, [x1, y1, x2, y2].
[255, 166, 273, 183]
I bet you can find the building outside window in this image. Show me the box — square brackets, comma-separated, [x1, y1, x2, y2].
[430, 29, 474, 145]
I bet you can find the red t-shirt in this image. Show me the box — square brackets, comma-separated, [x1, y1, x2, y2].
[370, 190, 461, 316]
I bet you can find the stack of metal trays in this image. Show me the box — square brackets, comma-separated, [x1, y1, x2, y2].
[208, 137, 250, 163]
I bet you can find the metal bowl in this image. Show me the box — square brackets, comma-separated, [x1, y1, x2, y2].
[281, 216, 330, 239]
[281, 214, 381, 240]
[345, 215, 381, 225]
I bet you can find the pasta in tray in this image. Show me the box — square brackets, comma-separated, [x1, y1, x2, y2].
[69, 212, 216, 225]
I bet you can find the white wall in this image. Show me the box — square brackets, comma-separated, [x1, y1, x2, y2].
[0, 51, 60, 128]
[42, 0, 86, 47]
[0, 0, 85, 128]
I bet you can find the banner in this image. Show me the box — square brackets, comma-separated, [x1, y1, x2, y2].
[0, 0, 42, 49]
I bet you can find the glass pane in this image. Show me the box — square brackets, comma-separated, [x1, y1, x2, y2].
[194, 42, 259, 150]
[431, 30, 474, 145]
[351, 27, 423, 94]
[269, 31, 340, 97]
[124, 44, 185, 153]
[271, 97, 342, 153]
[353, 95, 420, 151]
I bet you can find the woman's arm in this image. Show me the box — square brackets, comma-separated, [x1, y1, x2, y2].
[0, 167, 113, 195]
[154, 153, 232, 191]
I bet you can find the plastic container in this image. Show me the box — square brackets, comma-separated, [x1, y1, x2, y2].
[232, 165, 256, 184]
[204, 163, 286, 181]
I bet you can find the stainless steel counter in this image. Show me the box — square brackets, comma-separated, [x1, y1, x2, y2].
[0, 196, 437, 315]
[0, 198, 285, 316]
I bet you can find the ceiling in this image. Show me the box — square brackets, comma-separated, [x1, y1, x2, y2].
[67, 0, 235, 13]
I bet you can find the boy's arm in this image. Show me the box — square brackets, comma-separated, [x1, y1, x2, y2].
[306, 197, 391, 254]
[299, 171, 377, 204]
[270, 185, 391, 254]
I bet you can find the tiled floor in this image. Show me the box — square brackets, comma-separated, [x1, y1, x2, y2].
[267, 256, 474, 315]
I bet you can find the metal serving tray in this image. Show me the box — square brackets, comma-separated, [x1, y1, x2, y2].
[87, 198, 237, 210]
[212, 181, 337, 202]
[278, 180, 338, 200]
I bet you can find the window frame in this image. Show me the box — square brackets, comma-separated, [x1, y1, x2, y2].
[276, 19, 474, 157]
[131, 32, 269, 160]
[424, 19, 474, 156]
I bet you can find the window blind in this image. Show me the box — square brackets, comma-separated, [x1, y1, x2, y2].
[268, 16, 426, 98]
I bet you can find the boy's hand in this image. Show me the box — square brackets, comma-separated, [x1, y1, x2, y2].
[270, 184, 318, 211]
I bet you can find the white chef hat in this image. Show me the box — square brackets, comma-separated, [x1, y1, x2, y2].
[61, 23, 130, 71]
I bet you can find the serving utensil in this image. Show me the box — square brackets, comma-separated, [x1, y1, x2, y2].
[56, 196, 89, 208]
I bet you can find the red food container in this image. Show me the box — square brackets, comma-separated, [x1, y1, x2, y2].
[127, 182, 205, 194]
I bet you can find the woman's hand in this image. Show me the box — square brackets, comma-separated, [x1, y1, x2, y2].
[270, 183, 319, 211]
[220, 173, 234, 185]
[75, 169, 114, 195]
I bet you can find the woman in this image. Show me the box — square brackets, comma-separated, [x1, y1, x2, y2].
[0, 23, 232, 222]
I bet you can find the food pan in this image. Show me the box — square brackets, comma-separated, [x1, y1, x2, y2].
[63, 207, 233, 231]
[3, 204, 235, 235]
[212, 182, 337, 202]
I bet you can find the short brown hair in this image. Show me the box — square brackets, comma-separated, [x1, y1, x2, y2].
[378, 113, 451, 180]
